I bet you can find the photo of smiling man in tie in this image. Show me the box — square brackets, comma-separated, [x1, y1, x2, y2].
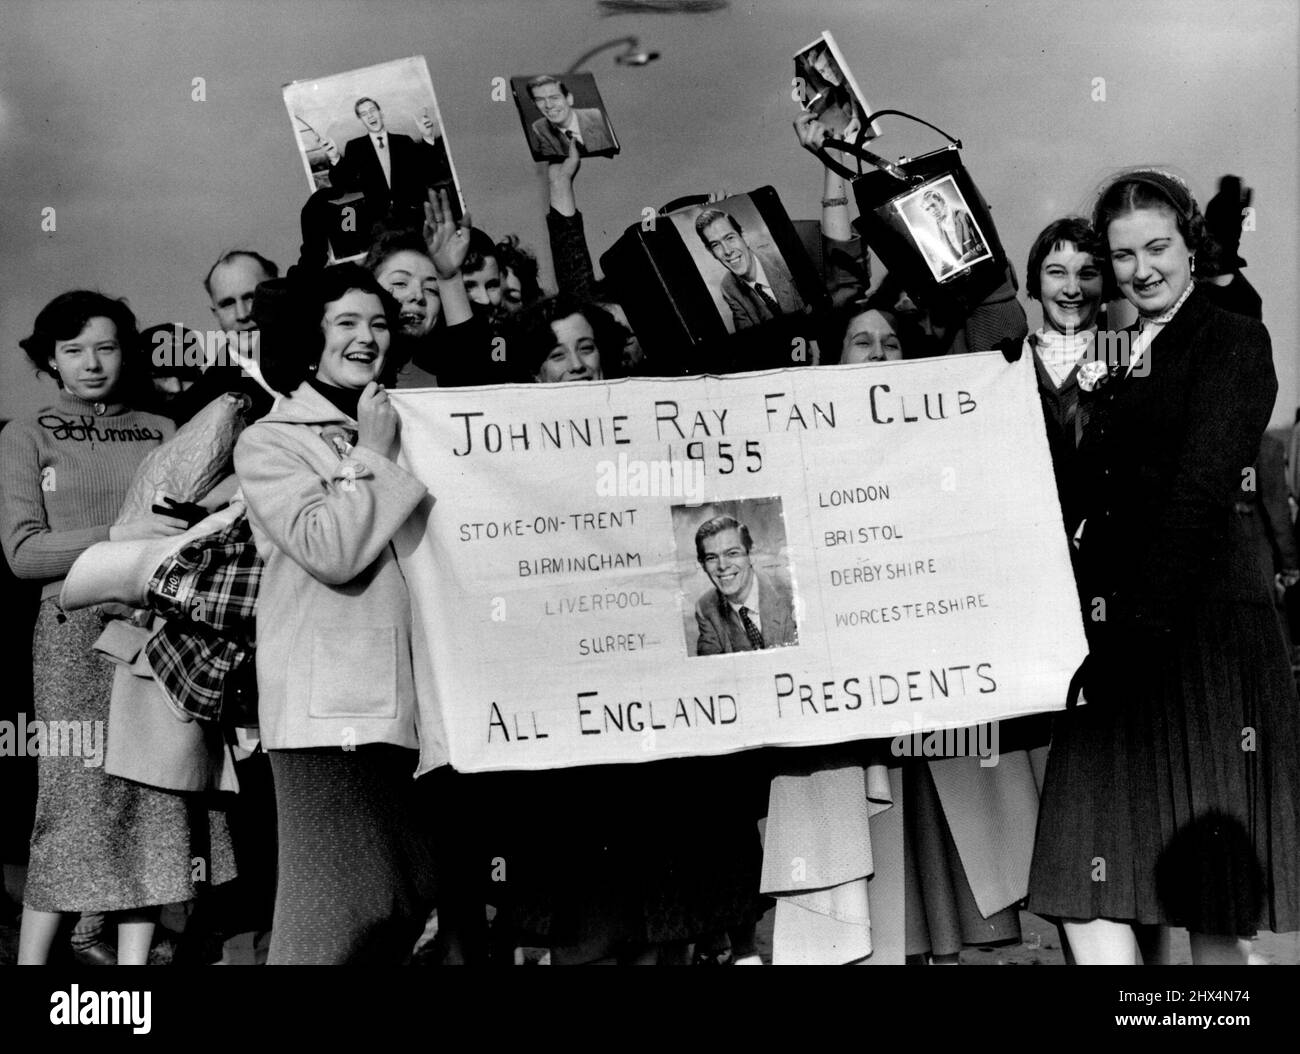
[692, 514, 798, 656]
[694, 207, 804, 332]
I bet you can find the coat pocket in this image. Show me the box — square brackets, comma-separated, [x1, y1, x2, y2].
[307, 627, 399, 720]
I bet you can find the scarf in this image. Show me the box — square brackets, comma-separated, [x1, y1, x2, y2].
[1030, 327, 1095, 389]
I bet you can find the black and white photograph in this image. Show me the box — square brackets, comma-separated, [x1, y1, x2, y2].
[667, 192, 808, 334]
[283, 56, 463, 257]
[671, 498, 799, 658]
[892, 174, 995, 281]
[510, 72, 620, 161]
[792, 30, 878, 139]
[0, 0, 1297, 1011]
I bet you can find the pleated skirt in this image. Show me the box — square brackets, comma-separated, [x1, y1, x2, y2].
[1029, 601, 1300, 935]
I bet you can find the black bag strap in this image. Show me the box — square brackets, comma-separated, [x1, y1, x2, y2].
[659, 194, 710, 215]
[816, 108, 963, 185]
[861, 108, 962, 149]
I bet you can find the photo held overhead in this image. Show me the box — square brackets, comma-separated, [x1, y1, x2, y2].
[510, 72, 621, 162]
[792, 30, 880, 141]
[282, 56, 465, 261]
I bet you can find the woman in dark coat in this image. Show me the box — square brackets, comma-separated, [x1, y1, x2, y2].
[1028, 170, 1300, 963]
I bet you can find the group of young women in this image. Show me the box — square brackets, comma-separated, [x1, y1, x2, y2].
[3, 128, 1297, 964]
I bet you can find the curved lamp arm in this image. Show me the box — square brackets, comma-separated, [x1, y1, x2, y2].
[566, 36, 659, 73]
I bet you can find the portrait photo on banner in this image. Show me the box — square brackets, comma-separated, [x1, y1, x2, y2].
[282, 55, 463, 262]
[891, 174, 995, 282]
[672, 497, 801, 659]
[792, 30, 879, 140]
[667, 192, 809, 336]
[510, 72, 620, 162]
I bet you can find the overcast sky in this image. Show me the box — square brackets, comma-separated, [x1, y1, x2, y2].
[1, 0, 1296, 423]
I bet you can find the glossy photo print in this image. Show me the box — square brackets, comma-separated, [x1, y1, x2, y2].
[511, 72, 620, 161]
[892, 174, 994, 282]
[667, 193, 808, 335]
[283, 56, 463, 260]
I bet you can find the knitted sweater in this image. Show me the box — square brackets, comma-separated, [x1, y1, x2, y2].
[0, 391, 173, 584]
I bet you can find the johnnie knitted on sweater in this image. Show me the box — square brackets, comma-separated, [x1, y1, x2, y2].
[0, 391, 173, 583]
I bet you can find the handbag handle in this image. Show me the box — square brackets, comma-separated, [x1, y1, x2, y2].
[816, 107, 963, 184]
[659, 194, 710, 214]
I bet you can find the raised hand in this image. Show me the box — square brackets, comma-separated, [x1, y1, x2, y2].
[548, 133, 582, 183]
[416, 110, 438, 141]
[320, 136, 341, 165]
[547, 135, 582, 216]
[356, 381, 399, 459]
[423, 187, 472, 280]
[794, 110, 831, 154]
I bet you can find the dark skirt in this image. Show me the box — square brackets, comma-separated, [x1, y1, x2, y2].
[267, 745, 436, 964]
[1029, 601, 1300, 935]
[24, 600, 236, 913]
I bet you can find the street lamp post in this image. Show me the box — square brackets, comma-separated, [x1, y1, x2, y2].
[565, 36, 660, 73]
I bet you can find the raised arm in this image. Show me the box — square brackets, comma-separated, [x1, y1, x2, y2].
[546, 136, 597, 298]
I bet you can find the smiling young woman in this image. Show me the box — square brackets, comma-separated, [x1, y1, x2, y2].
[234, 264, 437, 963]
[1028, 170, 1300, 964]
[1022, 216, 1112, 532]
[2, 290, 235, 966]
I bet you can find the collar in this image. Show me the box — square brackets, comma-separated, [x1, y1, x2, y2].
[1137, 279, 1195, 331]
[1030, 328, 1094, 390]
[307, 377, 363, 420]
[256, 380, 357, 428]
[725, 572, 760, 616]
[744, 256, 772, 293]
[559, 112, 582, 138]
[1030, 326, 1095, 356]
[56, 390, 127, 417]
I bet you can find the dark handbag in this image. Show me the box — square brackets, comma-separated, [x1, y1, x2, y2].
[599, 186, 833, 376]
[818, 110, 1010, 316]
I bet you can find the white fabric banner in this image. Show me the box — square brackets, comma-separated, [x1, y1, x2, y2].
[391, 353, 1087, 774]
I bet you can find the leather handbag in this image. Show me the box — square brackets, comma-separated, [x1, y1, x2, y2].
[818, 110, 1010, 316]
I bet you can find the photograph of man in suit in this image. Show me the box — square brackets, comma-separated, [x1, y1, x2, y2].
[321, 96, 454, 222]
[694, 208, 803, 331]
[693, 514, 798, 656]
[918, 187, 985, 277]
[526, 75, 614, 158]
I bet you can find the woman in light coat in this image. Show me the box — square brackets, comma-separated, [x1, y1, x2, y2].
[233, 264, 436, 964]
